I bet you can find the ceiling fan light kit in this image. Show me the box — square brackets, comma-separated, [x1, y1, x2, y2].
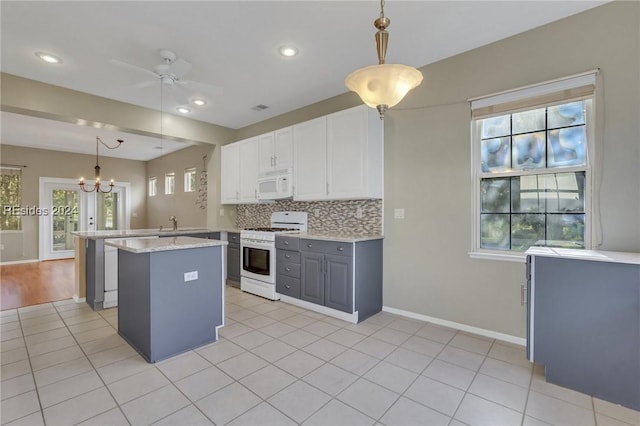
[345, 0, 423, 119]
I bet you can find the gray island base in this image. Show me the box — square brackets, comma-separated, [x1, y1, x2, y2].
[107, 237, 227, 363]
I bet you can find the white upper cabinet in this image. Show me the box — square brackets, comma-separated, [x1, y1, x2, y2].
[221, 137, 259, 204]
[327, 105, 382, 200]
[293, 117, 327, 201]
[259, 127, 293, 174]
[221, 143, 240, 204]
[293, 105, 383, 201]
[239, 137, 259, 203]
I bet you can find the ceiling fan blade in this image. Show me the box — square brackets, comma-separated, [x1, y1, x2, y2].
[169, 58, 192, 79]
[110, 58, 158, 78]
[132, 80, 157, 89]
[171, 84, 190, 106]
[177, 79, 224, 96]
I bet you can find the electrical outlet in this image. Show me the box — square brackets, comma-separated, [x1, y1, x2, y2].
[0, 244, 4, 250]
[355, 207, 363, 219]
[184, 271, 198, 282]
[314, 209, 320, 218]
[394, 208, 405, 219]
[219, 208, 225, 216]
[132, 212, 138, 218]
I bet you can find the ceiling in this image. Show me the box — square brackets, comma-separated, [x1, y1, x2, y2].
[1, 1, 608, 160]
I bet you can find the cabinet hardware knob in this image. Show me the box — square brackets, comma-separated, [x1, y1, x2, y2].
[285, 267, 291, 272]
[337, 247, 344, 251]
[284, 241, 289, 245]
[307, 244, 313, 248]
[285, 254, 290, 259]
[285, 285, 291, 289]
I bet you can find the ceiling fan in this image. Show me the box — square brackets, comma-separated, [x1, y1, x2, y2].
[110, 49, 223, 107]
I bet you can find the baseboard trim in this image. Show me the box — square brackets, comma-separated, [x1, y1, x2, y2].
[72, 295, 86, 303]
[382, 305, 526, 347]
[279, 295, 358, 324]
[0, 259, 39, 266]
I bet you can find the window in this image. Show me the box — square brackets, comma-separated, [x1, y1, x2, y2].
[148, 176, 157, 197]
[184, 167, 196, 192]
[165, 172, 175, 195]
[0, 166, 22, 231]
[471, 72, 596, 259]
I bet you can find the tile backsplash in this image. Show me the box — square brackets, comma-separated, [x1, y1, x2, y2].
[236, 199, 382, 235]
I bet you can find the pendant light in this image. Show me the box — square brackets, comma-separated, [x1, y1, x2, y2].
[345, 0, 423, 119]
[79, 137, 124, 193]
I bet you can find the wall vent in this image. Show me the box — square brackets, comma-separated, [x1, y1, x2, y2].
[251, 104, 269, 111]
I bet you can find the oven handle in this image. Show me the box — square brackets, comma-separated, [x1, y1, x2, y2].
[241, 239, 274, 250]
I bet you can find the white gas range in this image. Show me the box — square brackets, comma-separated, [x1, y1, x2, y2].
[240, 211, 307, 300]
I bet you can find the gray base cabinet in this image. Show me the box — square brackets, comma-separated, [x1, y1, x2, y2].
[276, 236, 302, 299]
[118, 245, 224, 363]
[226, 232, 240, 285]
[277, 236, 381, 322]
[527, 252, 640, 411]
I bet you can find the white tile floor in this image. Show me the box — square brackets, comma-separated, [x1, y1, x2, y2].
[1, 286, 639, 426]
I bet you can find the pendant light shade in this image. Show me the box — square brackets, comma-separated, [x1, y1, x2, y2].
[345, 0, 423, 119]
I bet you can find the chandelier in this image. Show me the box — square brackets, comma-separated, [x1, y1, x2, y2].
[345, 0, 423, 119]
[79, 136, 124, 193]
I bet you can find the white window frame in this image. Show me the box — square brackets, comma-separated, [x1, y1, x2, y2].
[164, 172, 175, 195]
[184, 167, 196, 193]
[469, 71, 598, 262]
[148, 176, 157, 197]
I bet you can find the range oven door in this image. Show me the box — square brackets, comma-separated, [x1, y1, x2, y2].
[241, 239, 275, 284]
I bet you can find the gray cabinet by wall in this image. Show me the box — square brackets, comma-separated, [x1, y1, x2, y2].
[526, 248, 640, 411]
[226, 232, 240, 286]
[301, 239, 354, 314]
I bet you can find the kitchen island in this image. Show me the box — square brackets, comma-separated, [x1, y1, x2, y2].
[73, 228, 235, 310]
[106, 236, 227, 363]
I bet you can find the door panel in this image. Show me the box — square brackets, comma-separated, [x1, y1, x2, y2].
[301, 252, 324, 305]
[325, 254, 353, 313]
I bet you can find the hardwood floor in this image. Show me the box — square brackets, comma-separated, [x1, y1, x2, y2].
[0, 259, 75, 310]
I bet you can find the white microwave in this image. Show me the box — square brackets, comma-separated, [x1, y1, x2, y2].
[257, 170, 293, 200]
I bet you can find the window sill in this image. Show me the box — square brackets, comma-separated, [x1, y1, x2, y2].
[468, 251, 527, 263]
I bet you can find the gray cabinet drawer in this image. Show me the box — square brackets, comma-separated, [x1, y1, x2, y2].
[277, 250, 301, 264]
[276, 276, 301, 299]
[227, 232, 240, 244]
[277, 262, 300, 278]
[275, 236, 300, 250]
[300, 239, 352, 257]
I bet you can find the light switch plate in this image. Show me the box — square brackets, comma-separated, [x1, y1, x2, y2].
[394, 208, 405, 219]
[184, 271, 198, 282]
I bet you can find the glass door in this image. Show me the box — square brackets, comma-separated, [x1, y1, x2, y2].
[40, 181, 81, 260]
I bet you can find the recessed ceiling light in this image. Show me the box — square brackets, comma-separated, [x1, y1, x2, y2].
[191, 99, 206, 106]
[279, 46, 298, 57]
[35, 52, 62, 64]
[176, 106, 191, 114]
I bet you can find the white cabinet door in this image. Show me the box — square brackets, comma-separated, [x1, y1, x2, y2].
[293, 117, 327, 201]
[258, 133, 275, 174]
[327, 105, 383, 200]
[221, 143, 240, 204]
[274, 127, 293, 171]
[239, 137, 259, 203]
[327, 106, 367, 199]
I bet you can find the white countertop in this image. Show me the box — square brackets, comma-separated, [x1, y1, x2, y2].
[525, 247, 640, 265]
[298, 232, 383, 243]
[73, 228, 240, 239]
[105, 236, 227, 254]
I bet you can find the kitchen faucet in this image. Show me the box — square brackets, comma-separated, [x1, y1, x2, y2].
[169, 216, 177, 231]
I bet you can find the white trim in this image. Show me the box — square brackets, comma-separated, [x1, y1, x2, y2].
[72, 294, 86, 303]
[528, 256, 536, 361]
[0, 259, 39, 266]
[279, 295, 358, 324]
[382, 305, 526, 347]
[468, 251, 526, 263]
[469, 70, 598, 108]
